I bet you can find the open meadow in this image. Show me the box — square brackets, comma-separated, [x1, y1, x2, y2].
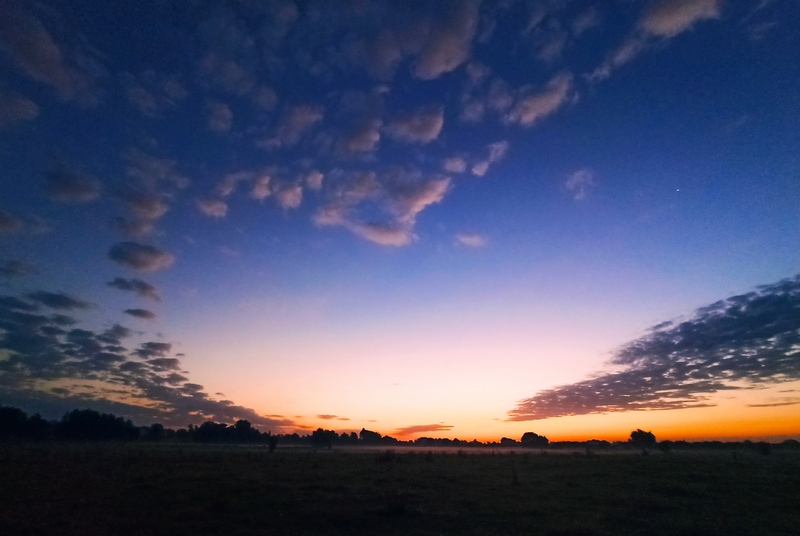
[1, 443, 798, 536]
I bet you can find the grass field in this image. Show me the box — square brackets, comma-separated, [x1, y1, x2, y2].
[1, 443, 798, 535]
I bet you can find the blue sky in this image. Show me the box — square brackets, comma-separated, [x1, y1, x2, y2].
[1, 0, 799, 441]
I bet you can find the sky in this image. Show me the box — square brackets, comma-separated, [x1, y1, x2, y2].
[0, 0, 798, 443]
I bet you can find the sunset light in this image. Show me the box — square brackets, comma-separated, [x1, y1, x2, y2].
[1, 0, 798, 445]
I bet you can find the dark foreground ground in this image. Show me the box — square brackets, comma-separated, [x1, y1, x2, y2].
[1, 443, 798, 536]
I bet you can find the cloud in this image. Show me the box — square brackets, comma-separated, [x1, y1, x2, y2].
[360, 30, 404, 80]
[43, 164, 102, 204]
[0, 290, 295, 431]
[471, 140, 509, 177]
[305, 170, 324, 190]
[25, 291, 91, 311]
[207, 101, 233, 133]
[0, 210, 23, 234]
[111, 184, 170, 237]
[0, 92, 38, 129]
[106, 278, 161, 301]
[0, 260, 37, 278]
[0, 1, 104, 104]
[0, 296, 39, 312]
[572, 8, 600, 36]
[509, 274, 800, 421]
[123, 149, 189, 192]
[203, 54, 255, 96]
[108, 242, 175, 272]
[535, 32, 568, 63]
[506, 72, 574, 127]
[455, 234, 487, 248]
[443, 157, 467, 173]
[639, 0, 722, 38]
[347, 223, 414, 247]
[414, 0, 480, 80]
[123, 308, 156, 320]
[250, 174, 272, 200]
[196, 197, 228, 218]
[253, 86, 278, 110]
[387, 174, 451, 228]
[109, 217, 155, 238]
[565, 168, 595, 200]
[133, 341, 172, 359]
[314, 168, 450, 246]
[124, 71, 187, 117]
[317, 414, 338, 420]
[394, 424, 454, 436]
[587, 38, 647, 83]
[0, 211, 49, 236]
[261, 104, 324, 149]
[588, 0, 721, 82]
[217, 171, 252, 198]
[385, 107, 444, 144]
[276, 184, 303, 209]
[340, 119, 383, 154]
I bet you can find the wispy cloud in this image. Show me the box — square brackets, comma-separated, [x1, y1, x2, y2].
[124, 308, 156, 320]
[195, 197, 228, 218]
[43, 163, 102, 204]
[509, 274, 800, 421]
[394, 423, 454, 436]
[589, 0, 722, 82]
[276, 183, 303, 210]
[106, 278, 161, 301]
[314, 168, 450, 246]
[385, 107, 444, 144]
[443, 157, 467, 174]
[0, 210, 49, 236]
[261, 104, 324, 149]
[0, 260, 37, 278]
[0, 290, 294, 430]
[565, 168, 595, 200]
[26, 291, 91, 311]
[124, 71, 186, 117]
[0, 210, 24, 235]
[0, 92, 38, 129]
[108, 242, 175, 273]
[414, 0, 479, 80]
[0, 1, 105, 104]
[471, 140, 509, 177]
[639, 0, 722, 38]
[207, 101, 233, 133]
[455, 234, 487, 248]
[506, 72, 574, 127]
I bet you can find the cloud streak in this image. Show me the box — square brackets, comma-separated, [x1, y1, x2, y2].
[106, 278, 161, 301]
[394, 424, 454, 436]
[108, 242, 175, 272]
[509, 274, 800, 421]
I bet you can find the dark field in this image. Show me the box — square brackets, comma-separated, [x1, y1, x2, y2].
[1, 444, 799, 536]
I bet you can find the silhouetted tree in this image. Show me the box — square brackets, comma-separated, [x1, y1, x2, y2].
[56, 409, 138, 440]
[0, 406, 29, 440]
[311, 428, 337, 449]
[193, 421, 229, 442]
[629, 429, 656, 451]
[359, 428, 382, 445]
[149, 423, 165, 441]
[520, 432, 549, 447]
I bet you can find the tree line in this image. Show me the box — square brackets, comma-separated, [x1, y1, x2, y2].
[1, 406, 797, 452]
